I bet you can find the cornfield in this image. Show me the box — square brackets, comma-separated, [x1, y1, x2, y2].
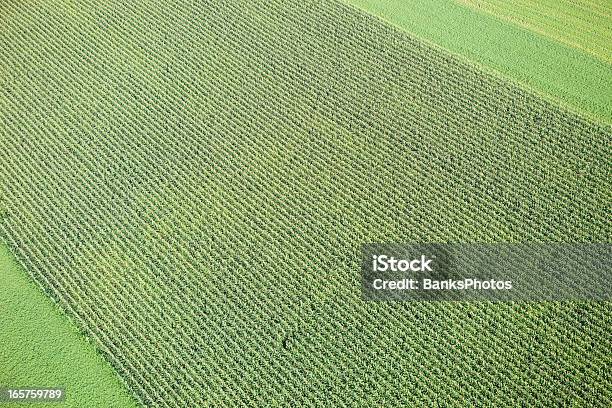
[1, 0, 610, 406]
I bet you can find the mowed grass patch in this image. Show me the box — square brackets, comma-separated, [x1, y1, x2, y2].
[0, 244, 137, 408]
[459, 0, 612, 64]
[342, 0, 612, 123]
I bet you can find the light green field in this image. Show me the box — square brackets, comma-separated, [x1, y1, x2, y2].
[342, 0, 612, 123]
[459, 0, 612, 63]
[0, 244, 137, 408]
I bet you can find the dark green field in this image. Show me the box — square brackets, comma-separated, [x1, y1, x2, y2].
[1, 0, 610, 406]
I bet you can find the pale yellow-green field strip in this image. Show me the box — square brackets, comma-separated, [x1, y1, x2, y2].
[459, 0, 612, 63]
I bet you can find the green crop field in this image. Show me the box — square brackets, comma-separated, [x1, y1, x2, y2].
[459, 0, 612, 63]
[0, 244, 137, 408]
[1, 0, 610, 407]
[343, 0, 612, 123]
